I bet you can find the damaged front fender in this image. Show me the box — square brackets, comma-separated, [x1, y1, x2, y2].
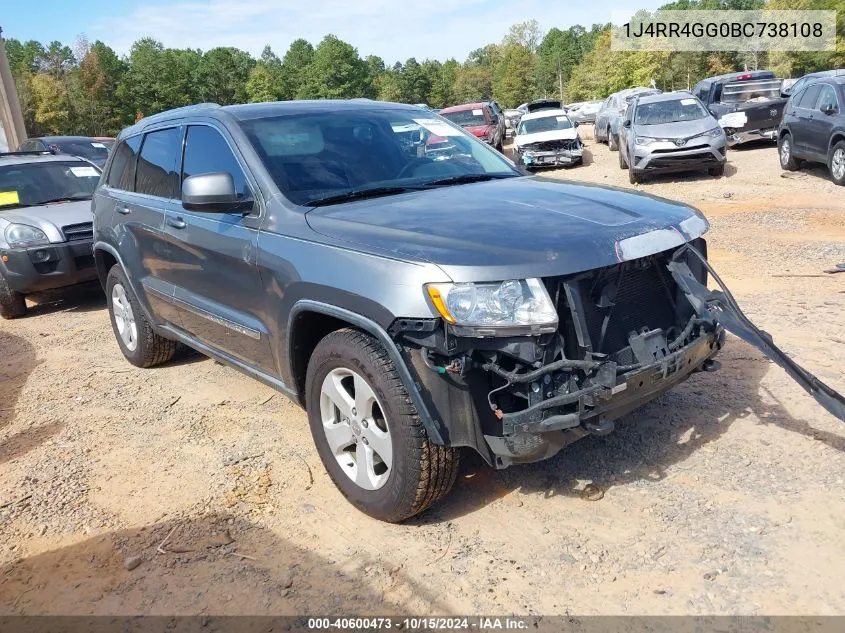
[668, 245, 845, 422]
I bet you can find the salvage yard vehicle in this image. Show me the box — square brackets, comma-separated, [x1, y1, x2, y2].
[693, 71, 787, 147]
[503, 109, 523, 137]
[0, 152, 101, 318]
[778, 75, 845, 186]
[781, 69, 845, 98]
[569, 100, 603, 124]
[439, 102, 505, 151]
[596, 87, 662, 150]
[17, 136, 114, 168]
[93, 100, 845, 523]
[619, 91, 727, 184]
[512, 108, 583, 169]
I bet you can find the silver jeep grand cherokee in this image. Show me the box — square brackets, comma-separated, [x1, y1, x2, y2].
[93, 100, 844, 522]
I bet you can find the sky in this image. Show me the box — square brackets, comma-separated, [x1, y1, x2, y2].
[1, 0, 665, 64]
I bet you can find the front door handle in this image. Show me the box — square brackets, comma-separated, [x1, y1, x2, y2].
[116, 205, 131, 215]
[168, 217, 187, 229]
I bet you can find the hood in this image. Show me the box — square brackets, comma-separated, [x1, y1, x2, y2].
[305, 177, 706, 282]
[515, 128, 578, 146]
[633, 116, 716, 139]
[0, 199, 92, 244]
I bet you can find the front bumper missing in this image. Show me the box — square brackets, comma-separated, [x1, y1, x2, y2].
[668, 245, 845, 422]
[726, 128, 778, 146]
[522, 149, 583, 167]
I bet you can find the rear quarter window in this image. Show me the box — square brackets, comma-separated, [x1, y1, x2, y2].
[135, 128, 181, 198]
[106, 136, 142, 191]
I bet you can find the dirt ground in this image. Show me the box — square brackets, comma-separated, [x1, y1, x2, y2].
[1, 130, 844, 617]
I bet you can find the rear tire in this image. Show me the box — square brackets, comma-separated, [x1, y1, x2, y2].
[306, 328, 460, 522]
[828, 140, 845, 186]
[495, 139, 503, 153]
[106, 265, 177, 368]
[629, 166, 641, 184]
[778, 134, 800, 171]
[609, 132, 618, 151]
[618, 148, 627, 169]
[0, 274, 26, 319]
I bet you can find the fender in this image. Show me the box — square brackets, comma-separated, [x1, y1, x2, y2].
[286, 299, 446, 445]
[92, 241, 157, 324]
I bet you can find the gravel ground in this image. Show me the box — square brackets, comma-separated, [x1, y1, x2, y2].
[1, 134, 844, 616]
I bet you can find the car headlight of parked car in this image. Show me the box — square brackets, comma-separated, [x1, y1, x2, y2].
[5, 224, 50, 248]
[634, 137, 661, 146]
[426, 279, 558, 330]
[692, 127, 725, 140]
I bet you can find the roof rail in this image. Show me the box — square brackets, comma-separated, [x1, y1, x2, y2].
[136, 102, 222, 125]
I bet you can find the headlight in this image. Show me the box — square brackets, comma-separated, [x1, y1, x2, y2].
[426, 279, 558, 333]
[5, 224, 49, 248]
[694, 127, 724, 139]
[634, 136, 657, 145]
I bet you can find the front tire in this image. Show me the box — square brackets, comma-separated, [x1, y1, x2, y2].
[828, 140, 845, 186]
[305, 329, 459, 522]
[629, 166, 641, 184]
[779, 134, 800, 171]
[618, 147, 627, 169]
[106, 265, 177, 368]
[609, 131, 618, 151]
[0, 274, 26, 319]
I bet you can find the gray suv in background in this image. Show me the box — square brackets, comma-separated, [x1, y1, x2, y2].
[93, 100, 845, 522]
[619, 92, 727, 184]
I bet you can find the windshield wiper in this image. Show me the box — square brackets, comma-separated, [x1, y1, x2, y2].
[36, 195, 93, 205]
[421, 174, 516, 188]
[305, 186, 421, 207]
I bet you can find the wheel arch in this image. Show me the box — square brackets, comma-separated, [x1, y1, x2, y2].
[829, 131, 845, 152]
[286, 300, 446, 445]
[92, 241, 156, 324]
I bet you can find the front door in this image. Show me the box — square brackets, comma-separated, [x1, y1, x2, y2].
[161, 123, 276, 374]
[790, 84, 822, 156]
[807, 84, 840, 158]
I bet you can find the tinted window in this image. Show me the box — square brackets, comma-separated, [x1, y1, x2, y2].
[135, 128, 180, 198]
[635, 98, 709, 124]
[106, 135, 142, 191]
[816, 85, 838, 111]
[51, 140, 110, 164]
[789, 76, 807, 96]
[181, 126, 249, 199]
[797, 84, 822, 109]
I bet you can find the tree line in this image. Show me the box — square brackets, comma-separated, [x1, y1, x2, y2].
[4, 0, 843, 138]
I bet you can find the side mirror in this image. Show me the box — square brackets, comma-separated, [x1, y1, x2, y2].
[182, 173, 253, 213]
[623, 119, 632, 128]
[490, 114, 499, 124]
[573, 121, 579, 127]
[822, 103, 837, 116]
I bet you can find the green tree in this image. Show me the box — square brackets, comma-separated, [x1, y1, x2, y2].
[280, 39, 315, 100]
[246, 64, 278, 102]
[196, 47, 254, 104]
[4, 39, 45, 75]
[453, 65, 493, 102]
[297, 35, 371, 99]
[31, 73, 70, 133]
[40, 40, 75, 79]
[493, 43, 536, 107]
[504, 20, 544, 53]
[120, 38, 201, 118]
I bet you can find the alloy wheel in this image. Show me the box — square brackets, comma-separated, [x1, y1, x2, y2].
[780, 138, 791, 166]
[111, 283, 138, 352]
[832, 148, 845, 181]
[319, 367, 392, 491]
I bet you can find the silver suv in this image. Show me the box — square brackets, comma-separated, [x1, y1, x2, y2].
[619, 91, 727, 184]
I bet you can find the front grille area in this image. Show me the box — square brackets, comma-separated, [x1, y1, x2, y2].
[522, 139, 580, 152]
[62, 222, 93, 241]
[554, 252, 690, 362]
[649, 152, 718, 167]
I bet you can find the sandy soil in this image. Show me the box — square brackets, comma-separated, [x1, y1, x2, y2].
[1, 132, 844, 616]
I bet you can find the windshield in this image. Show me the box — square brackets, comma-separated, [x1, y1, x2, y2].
[50, 140, 110, 163]
[439, 108, 487, 127]
[238, 109, 519, 206]
[635, 98, 709, 125]
[0, 161, 100, 210]
[517, 115, 573, 135]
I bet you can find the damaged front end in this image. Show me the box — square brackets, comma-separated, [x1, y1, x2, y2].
[392, 239, 845, 468]
[519, 138, 583, 168]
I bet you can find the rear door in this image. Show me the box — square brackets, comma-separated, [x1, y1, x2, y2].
[807, 84, 840, 157]
[103, 132, 182, 325]
[791, 84, 823, 156]
[162, 123, 275, 373]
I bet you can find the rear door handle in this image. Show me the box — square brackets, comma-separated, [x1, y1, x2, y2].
[116, 205, 130, 215]
[168, 217, 187, 229]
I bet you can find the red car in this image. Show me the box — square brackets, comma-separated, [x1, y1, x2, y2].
[438, 102, 505, 152]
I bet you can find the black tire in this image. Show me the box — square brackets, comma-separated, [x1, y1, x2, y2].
[106, 265, 177, 368]
[609, 131, 618, 151]
[495, 139, 504, 153]
[708, 165, 725, 177]
[629, 166, 641, 184]
[604, 126, 612, 145]
[305, 328, 460, 522]
[827, 140, 845, 186]
[0, 274, 26, 319]
[618, 147, 627, 169]
[778, 134, 800, 171]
